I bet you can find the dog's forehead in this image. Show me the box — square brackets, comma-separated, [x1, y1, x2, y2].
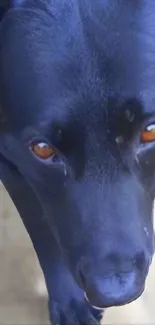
[0, 1, 155, 130]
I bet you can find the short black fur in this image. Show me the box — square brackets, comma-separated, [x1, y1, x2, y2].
[0, 1, 154, 324]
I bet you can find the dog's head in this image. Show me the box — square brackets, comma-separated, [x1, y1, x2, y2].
[0, 0, 154, 309]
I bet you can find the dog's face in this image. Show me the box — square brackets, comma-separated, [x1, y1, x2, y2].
[0, 0, 155, 309]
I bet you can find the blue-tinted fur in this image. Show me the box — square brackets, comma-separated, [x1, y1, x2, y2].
[0, 1, 155, 324]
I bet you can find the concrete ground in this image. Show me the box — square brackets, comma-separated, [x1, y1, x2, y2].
[0, 183, 155, 324]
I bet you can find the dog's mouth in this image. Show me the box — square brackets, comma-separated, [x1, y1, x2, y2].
[84, 292, 105, 311]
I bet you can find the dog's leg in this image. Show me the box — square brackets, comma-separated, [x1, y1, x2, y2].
[0, 157, 102, 325]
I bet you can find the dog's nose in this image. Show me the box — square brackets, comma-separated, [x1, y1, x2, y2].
[84, 271, 144, 308]
[79, 251, 149, 308]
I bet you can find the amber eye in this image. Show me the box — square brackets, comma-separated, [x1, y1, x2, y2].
[31, 142, 56, 159]
[141, 124, 155, 143]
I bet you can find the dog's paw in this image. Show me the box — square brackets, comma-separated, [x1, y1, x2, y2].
[49, 297, 103, 325]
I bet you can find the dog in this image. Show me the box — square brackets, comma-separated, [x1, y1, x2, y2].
[0, 0, 154, 324]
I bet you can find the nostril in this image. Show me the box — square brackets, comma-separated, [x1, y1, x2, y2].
[133, 252, 146, 271]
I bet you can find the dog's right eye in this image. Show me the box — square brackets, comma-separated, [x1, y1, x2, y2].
[30, 142, 56, 159]
[141, 124, 155, 143]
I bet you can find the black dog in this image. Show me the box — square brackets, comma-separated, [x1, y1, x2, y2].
[0, 0, 154, 324]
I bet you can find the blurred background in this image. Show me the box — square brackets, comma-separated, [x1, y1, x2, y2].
[0, 182, 155, 324]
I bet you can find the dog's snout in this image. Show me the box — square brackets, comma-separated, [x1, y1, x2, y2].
[79, 251, 149, 308]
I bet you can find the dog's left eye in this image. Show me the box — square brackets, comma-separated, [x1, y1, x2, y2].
[141, 124, 155, 143]
[30, 142, 56, 159]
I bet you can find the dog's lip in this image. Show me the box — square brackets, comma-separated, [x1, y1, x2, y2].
[84, 292, 105, 311]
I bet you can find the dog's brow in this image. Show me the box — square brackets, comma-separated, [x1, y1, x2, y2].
[142, 111, 155, 120]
